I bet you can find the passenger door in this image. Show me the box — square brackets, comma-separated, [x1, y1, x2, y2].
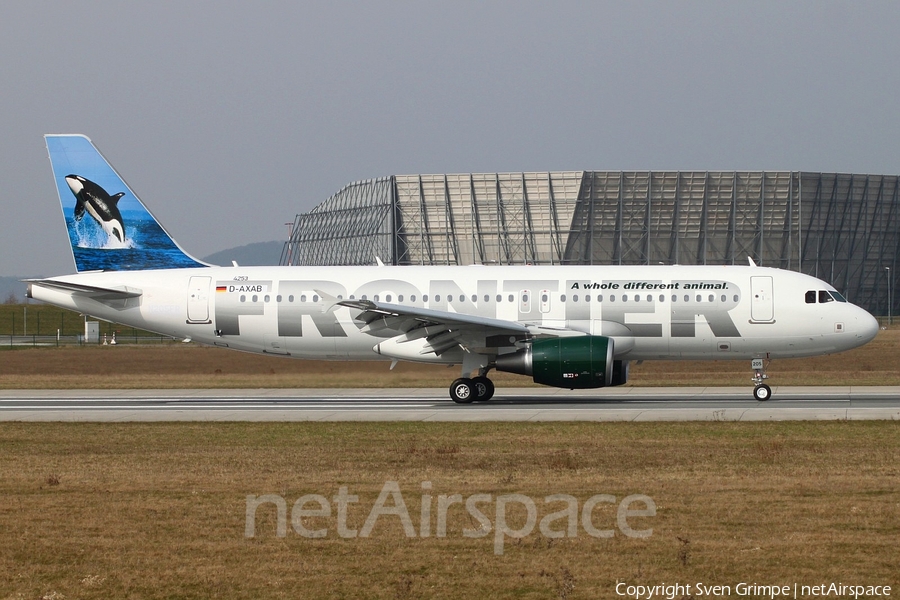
[187, 276, 211, 323]
[750, 276, 774, 322]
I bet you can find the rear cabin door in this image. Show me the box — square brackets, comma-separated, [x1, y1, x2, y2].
[187, 276, 212, 323]
[750, 276, 774, 322]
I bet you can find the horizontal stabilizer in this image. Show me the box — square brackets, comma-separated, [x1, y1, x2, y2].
[26, 279, 143, 301]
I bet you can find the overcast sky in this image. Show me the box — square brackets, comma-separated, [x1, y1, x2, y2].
[3, 1, 900, 277]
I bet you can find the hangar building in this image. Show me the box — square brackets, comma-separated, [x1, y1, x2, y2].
[280, 171, 899, 316]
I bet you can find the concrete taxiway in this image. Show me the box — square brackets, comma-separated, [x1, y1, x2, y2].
[1, 387, 899, 422]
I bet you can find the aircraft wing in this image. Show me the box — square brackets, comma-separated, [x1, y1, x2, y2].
[335, 298, 585, 356]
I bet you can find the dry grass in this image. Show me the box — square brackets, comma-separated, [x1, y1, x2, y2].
[0, 421, 897, 598]
[1, 329, 898, 389]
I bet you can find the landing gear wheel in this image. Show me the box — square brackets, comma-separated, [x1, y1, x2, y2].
[751, 357, 772, 401]
[753, 384, 772, 401]
[449, 378, 475, 404]
[472, 376, 495, 401]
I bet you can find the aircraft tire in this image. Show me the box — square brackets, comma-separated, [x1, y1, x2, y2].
[472, 376, 495, 401]
[753, 384, 772, 401]
[450, 378, 476, 404]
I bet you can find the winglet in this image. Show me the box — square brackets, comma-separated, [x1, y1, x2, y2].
[45, 134, 207, 272]
[748, 257, 758, 267]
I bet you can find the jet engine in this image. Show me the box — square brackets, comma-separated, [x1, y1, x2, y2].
[495, 336, 626, 389]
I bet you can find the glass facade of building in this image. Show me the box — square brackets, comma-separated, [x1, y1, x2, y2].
[281, 171, 900, 315]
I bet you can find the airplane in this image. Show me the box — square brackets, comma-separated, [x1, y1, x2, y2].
[27, 134, 880, 403]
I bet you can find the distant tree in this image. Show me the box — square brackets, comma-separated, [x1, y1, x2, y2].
[2, 291, 18, 304]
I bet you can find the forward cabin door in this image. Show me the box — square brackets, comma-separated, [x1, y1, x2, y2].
[750, 276, 774, 322]
[187, 276, 212, 323]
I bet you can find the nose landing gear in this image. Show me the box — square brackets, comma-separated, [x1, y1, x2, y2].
[751, 357, 771, 401]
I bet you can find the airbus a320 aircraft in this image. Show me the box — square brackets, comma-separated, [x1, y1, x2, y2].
[28, 135, 880, 402]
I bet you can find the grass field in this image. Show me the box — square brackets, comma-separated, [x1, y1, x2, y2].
[1, 421, 898, 599]
[1, 328, 898, 389]
[2, 309, 898, 597]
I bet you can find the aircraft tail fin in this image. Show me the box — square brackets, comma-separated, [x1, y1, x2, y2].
[45, 134, 208, 272]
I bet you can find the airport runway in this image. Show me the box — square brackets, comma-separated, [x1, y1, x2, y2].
[1, 387, 899, 422]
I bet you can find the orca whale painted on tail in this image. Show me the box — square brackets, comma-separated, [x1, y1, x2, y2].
[66, 174, 127, 243]
[46, 134, 207, 272]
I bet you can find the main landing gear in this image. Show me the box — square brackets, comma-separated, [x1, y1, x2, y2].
[751, 357, 772, 401]
[449, 375, 495, 404]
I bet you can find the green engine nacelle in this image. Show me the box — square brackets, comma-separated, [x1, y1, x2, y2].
[495, 336, 616, 389]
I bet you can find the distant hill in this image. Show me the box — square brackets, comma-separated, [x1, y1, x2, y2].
[202, 241, 284, 266]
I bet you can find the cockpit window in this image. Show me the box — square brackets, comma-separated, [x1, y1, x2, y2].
[807, 290, 848, 304]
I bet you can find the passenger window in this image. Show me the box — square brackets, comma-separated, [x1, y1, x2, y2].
[805, 291, 816, 304]
[819, 290, 834, 303]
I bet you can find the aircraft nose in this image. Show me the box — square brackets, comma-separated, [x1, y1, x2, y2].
[856, 309, 879, 344]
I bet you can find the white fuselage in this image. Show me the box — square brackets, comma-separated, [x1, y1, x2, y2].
[30, 264, 879, 363]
